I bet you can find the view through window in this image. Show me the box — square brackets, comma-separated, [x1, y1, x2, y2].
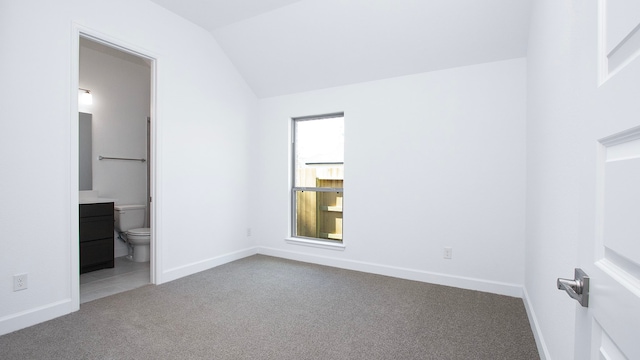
[292, 114, 344, 242]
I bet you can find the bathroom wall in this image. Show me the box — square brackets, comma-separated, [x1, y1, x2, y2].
[79, 38, 151, 257]
[253, 58, 527, 296]
[0, 0, 257, 335]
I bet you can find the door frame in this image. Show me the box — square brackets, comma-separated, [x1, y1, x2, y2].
[70, 23, 160, 310]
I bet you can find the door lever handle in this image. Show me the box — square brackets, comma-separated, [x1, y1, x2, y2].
[557, 278, 582, 299]
[557, 268, 589, 307]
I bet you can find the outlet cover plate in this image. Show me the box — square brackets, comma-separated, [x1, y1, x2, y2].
[13, 273, 28, 291]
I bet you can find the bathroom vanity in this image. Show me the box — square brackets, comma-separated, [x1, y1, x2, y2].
[79, 202, 114, 274]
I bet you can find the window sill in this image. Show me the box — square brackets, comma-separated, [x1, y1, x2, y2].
[285, 237, 346, 251]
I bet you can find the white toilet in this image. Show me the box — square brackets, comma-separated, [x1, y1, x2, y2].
[114, 205, 151, 262]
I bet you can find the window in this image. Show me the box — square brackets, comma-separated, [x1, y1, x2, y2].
[292, 113, 344, 242]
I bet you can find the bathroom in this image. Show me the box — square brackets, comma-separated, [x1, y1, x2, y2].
[78, 37, 152, 303]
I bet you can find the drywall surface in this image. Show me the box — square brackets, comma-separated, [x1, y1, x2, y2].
[213, 0, 532, 98]
[0, 0, 256, 335]
[253, 58, 527, 295]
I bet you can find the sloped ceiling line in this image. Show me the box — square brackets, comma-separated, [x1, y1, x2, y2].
[150, 0, 532, 98]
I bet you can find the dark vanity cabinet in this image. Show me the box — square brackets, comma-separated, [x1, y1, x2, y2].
[79, 202, 114, 274]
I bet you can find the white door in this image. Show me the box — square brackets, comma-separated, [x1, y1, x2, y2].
[563, 1, 640, 358]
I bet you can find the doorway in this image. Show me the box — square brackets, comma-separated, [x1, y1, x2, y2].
[76, 34, 156, 304]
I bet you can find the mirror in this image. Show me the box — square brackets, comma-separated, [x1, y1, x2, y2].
[79, 112, 92, 190]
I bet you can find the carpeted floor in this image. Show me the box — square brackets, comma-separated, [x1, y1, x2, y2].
[0, 255, 539, 359]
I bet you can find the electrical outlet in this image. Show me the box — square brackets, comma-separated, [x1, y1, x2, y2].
[13, 273, 28, 291]
[443, 247, 453, 260]
[246, 227, 252, 237]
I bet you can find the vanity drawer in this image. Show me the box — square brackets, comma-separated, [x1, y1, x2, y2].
[80, 202, 114, 218]
[79, 216, 114, 242]
[80, 238, 114, 273]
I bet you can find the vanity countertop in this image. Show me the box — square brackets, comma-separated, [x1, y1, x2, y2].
[79, 198, 117, 204]
[79, 190, 116, 204]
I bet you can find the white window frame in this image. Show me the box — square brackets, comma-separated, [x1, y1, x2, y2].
[288, 113, 345, 250]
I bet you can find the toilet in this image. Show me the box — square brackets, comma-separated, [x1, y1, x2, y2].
[114, 205, 151, 262]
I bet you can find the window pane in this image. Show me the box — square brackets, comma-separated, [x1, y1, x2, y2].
[294, 116, 344, 188]
[294, 190, 343, 241]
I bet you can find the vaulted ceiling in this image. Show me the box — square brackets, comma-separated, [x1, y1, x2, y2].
[149, 0, 532, 98]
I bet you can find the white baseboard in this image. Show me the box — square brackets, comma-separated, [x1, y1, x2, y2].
[257, 246, 523, 298]
[523, 287, 550, 360]
[0, 299, 74, 336]
[160, 247, 258, 284]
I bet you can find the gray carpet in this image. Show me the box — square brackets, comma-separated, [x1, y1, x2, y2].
[0, 255, 539, 359]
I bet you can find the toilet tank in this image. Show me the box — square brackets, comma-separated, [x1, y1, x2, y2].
[114, 205, 146, 232]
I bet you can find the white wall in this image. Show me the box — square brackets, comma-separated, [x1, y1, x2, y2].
[525, 1, 640, 359]
[0, 0, 256, 335]
[253, 58, 527, 296]
[80, 38, 151, 257]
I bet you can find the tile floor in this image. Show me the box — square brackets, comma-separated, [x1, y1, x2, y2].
[80, 256, 150, 304]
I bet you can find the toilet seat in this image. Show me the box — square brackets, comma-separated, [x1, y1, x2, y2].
[127, 227, 150, 236]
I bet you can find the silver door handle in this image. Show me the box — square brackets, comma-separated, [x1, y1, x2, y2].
[557, 268, 589, 307]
